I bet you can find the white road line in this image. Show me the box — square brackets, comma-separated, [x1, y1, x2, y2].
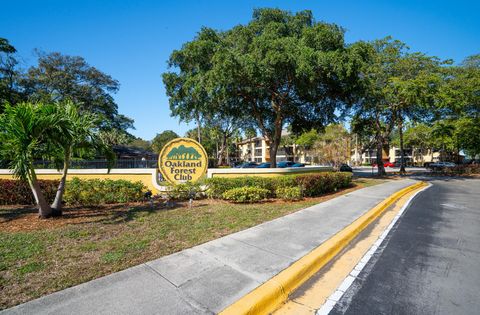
[316, 182, 433, 315]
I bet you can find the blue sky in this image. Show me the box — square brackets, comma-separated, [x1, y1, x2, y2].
[1, 0, 479, 140]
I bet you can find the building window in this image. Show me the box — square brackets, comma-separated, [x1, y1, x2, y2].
[255, 148, 262, 156]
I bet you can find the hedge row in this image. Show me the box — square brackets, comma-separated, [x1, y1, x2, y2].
[0, 178, 146, 206]
[64, 178, 147, 205]
[205, 172, 352, 201]
[443, 165, 480, 174]
[0, 179, 59, 205]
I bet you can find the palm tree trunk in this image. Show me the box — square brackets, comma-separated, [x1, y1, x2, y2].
[51, 147, 70, 215]
[28, 168, 52, 218]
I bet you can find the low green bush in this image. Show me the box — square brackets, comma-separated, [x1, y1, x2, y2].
[222, 187, 270, 203]
[205, 172, 352, 201]
[0, 179, 59, 205]
[63, 177, 146, 205]
[167, 181, 203, 200]
[204, 176, 274, 199]
[295, 172, 352, 197]
[276, 186, 303, 201]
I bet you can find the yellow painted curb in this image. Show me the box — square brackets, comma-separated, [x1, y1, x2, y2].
[219, 181, 427, 315]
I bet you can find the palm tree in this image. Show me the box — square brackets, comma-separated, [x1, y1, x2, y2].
[49, 102, 114, 214]
[0, 103, 63, 218]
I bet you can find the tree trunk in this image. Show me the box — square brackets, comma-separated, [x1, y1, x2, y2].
[217, 133, 227, 166]
[28, 168, 52, 218]
[195, 112, 201, 143]
[376, 139, 386, 176]
[398, 118, 406, 174]
[374, 114, 386, 176]
[269, 140, 279, 168]
[51, 147, 70, 215]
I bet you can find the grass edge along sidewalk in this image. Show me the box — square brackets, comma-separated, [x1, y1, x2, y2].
[219, 181, 427, 315]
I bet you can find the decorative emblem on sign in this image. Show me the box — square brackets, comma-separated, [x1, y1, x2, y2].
[158, 138, 208, 184]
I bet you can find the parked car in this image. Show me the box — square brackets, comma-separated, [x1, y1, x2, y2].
[277, 161, 296, 168]
[235, 162, 259, 168]
[428, 162, 456, 169]
[291, 163, 305, 168]
[339, 164, 353, 172]
[256, 162, 271, 168]
[372, 162, 395, 168]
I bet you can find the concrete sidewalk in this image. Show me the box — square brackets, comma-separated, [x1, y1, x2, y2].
[2, 179, 417, 315]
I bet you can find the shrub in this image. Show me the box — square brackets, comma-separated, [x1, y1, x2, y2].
[276, 186, 302, 201]
[205, 172, 352, 200]
[167, 181, 203, 200]
[295, 172, 352, 197]
[447, 165, 480, 174]
[0, 179, 59, 205]
[204, 176, 274, 199]
[63, 177, 146, 205]
[222, 187, 270, 203]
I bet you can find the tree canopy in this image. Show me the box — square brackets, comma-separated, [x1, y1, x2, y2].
[164, 8, 366, 167]
[151, 130, 179, 153]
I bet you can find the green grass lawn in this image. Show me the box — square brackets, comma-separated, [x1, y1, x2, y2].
[0, 177, 387, 309]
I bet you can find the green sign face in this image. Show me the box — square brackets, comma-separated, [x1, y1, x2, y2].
[158, 138, 208, 184]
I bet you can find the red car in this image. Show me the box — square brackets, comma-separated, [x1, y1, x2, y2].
[372, 162, 395, 168]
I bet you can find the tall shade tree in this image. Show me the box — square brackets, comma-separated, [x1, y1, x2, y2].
[393, 123, 435, 165]
[0, 38, 24, 108]
[351, 38, 444, 174]
[431, 120, 456, 162]
[208, 8, 362, 167]
[455, 117, 480, 159]
[163, 28, 221, 143]
[384, 51, 445, 173]
[151, 130, 179, 153]
[0, 103, 63, 218]
[23, 51, 134, 137]
[48, 102, 114, 214]
[164, 8, 364, 167]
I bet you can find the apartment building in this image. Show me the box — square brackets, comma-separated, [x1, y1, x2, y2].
[236, 133, 311, 163]
[351, 146, 442, 166]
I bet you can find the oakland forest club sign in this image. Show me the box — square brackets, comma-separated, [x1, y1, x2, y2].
[158, 138, 208, 184]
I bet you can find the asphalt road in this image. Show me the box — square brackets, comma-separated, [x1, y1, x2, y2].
[330, 178, 480, 315]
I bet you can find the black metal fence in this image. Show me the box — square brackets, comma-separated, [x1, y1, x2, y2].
[33, 159, 159, 169]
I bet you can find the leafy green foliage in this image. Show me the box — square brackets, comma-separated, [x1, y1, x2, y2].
[24, 52, 133, 134]
[164, 8, 364, 166]
[151, 130, 179, 153]
[167, 181, 203, 200]
[63, 178, 146, 205]
[222, 187, 270, 203]
[205, 172, 351, 201]
[0, 38, 23, 108]
[0, 103, 62, 181]
[204, 176, 275, 199]
[276, 186, 303, 201]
